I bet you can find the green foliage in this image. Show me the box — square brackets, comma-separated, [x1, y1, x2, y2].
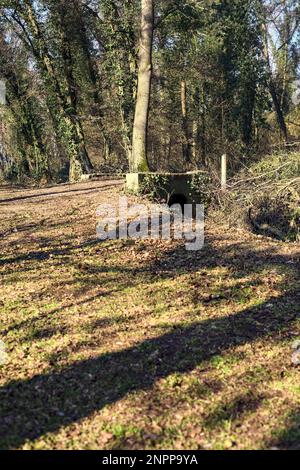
[188, 172, 212, 205]
[139, 174, 170, 201]
[249, 152, 300, 181]
[0, 0, 300, 181]
[3, 161, 19, 182]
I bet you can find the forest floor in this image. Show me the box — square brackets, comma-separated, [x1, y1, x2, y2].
[0, 180, 299, 450]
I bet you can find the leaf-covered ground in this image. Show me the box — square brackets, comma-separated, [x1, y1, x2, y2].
[0, 181, 299, 450]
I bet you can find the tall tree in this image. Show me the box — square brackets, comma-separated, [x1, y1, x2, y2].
[1, 0, 94, 180]
[259, 0, 300, 142]
[131, 0, 154, 172]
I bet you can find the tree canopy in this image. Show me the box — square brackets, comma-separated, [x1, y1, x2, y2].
[0, 0, 299, 182]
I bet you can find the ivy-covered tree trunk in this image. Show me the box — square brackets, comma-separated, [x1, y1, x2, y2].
[131, 0, 154, 173]
[57, 4, 93, 180]
[24, 0, 93, 181]
[0, 34, 49, 181]
[73, 0, 112, 162]
[99, 0, 138, 167]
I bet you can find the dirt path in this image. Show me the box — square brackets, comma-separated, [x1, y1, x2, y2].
[0, 182, 299, 450]
[0, 179, 124, 204]
[0, 179, 124, 237]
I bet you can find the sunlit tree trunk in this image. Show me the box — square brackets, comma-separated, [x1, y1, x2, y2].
[131, 0, 154, 172]
[262, 20, 288, 142]
[181, 80, 192, 163]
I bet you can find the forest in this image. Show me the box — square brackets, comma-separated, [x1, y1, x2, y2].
[0, 0, 299, 182]
[0, 0, 300, 453]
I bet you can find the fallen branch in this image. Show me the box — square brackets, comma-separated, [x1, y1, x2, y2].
[228, 162, 291, 188]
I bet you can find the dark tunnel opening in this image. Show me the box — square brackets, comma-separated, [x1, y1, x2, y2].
[168, 193, 188, 213]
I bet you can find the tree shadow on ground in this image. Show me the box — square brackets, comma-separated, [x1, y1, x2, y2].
[0, 237, 299, 449]
[0, 181, 123, 205]
[2, 289, 118, 338]
[0, 293, 298, 449]
[1, 232, 296, 339]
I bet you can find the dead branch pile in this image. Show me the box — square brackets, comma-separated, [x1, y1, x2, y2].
[214, 152, 300, 242]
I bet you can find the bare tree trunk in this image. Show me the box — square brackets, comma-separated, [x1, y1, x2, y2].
[192, 120, 197, 161]
[201, 107, 207, 166]
[268, 81, 289, 142]
[131, 0, 154, 172]
[199, 84, 207, 166]
[262, 21, 288, 142]
[181, 80, 191, 163]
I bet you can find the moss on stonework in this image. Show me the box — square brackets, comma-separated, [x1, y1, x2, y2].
[126, 172, 212, 206]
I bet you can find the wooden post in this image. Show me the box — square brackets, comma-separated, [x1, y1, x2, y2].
[221, 153, 227, 191]
[0, 80, 6, 105]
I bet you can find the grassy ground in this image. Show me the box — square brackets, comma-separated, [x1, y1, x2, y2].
[0, 181, 299, 450]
